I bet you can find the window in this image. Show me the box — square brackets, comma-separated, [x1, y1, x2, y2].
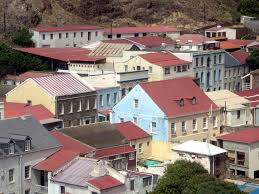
[124, 65, 128, 72]
[108, 34, 112, 39]
[74, 32, 76, 38]
[164, 67, 170, 75]
[203, 118, 207, 129]
[59, 103, 65, 115]
[81, 32, 83, 37]
[212, 32, 216, 37]
[181, 121, 186, 133]
[182, 65, 187, 72]
[25, 189, 30, 194]
[95, 31, 98, 37]
[139, 143, 143, 153]
[59, 33, 62, 39]
[77, 100, 82, 112]
[130, 179, 135, 191]
[50, 34, 53, 39]
[191, 97, 196, 105]
[85, 99, 90, 110]
[150, 122, 156, 133]
[121, 88, 126, 97]
[219, 54, 222, 63]
[120, 118, 124, 122]
[25, 139, 31, 151]
[213, 70, 216, 81]
[201, 57, 204, 66]
[176, 66, 181, 72]
[136, 66, 141, 71]
[237, 152, 245, 166]
[134, 99, 139, 108]
[25, 165, 30, 179]
[60, 185, 65, 194]
[213, 116, 217, 127]
[129, 153, 135, 160]
[218, 69, 221, 81]
[149, 66, 153, 73]
[222, 32, 226, 37]
[66, 33, 68, 38]
[93, 97, 97, 109]
[196, 57, 199, 66]
[201, 72, 204, 83]
[143, 33, 147, 36]
[237, 110, 241, 119]
[143, 177, 152, 187]
[116, 34, 121, 38]
[214, 55, 217, 64]
[9, 142, 15, 154]
[171, 123, 176, 135]
[69, 101, 73, 113]
[134, 33, 139, 37]
[207, 57, 211, 67]
[133, 117, 137, 124]
[107, 94, 111, 106]
[113, 93, 117, 104]
[42, 34, 45, 40]
[88, 32, 91, 41]
[193, 119, 197, 131]
[99, 95, 103, 107]
[9, 169, 14, 183]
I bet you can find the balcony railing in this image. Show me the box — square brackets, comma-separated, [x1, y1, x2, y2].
[33, 185, 48, 194]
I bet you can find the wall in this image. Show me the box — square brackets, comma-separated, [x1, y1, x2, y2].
[111, 85, 168, 142]
[32, 29, 103, 48]
[6, 79, 56, 114]
[97, 87, 120, 111]
[249, 141, 259, 179]
[129, 137, 152, 160]
[0, 147, 59, 194]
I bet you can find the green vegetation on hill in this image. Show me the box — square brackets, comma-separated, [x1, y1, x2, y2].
[150, 160, 245, 194]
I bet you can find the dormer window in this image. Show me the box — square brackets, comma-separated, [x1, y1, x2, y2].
[9, 142, 15, 154]
[191, 97, 197, 105]
[25, 139, 31, 152]
[179, 99, 184, 107]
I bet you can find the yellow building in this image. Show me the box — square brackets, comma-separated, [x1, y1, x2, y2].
[118, 52, 193, 81]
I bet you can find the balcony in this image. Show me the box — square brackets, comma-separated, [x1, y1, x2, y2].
[33, 185, 48, 194]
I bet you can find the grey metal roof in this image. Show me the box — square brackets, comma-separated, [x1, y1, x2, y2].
[0, 116, 60, 157]
[61, 122, 128, 149]
[89, 43, 139, 57]
[225, 52, 241, 68]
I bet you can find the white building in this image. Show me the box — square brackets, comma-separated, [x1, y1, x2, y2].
[205, 25, 237, 40]
[31, 25, 103, 48]
[103, 26, 180, 39]
[172, 140, 226, 176]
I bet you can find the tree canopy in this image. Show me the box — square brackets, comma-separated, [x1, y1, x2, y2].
[12, 27, 34, 47]
[0, 43, 48, 78]
[237, 0, 259, 17]
[151, 160, 245, 194]
[247, 49, 259, 71]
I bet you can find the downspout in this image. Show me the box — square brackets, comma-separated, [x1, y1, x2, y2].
[20, 155, 23, 194]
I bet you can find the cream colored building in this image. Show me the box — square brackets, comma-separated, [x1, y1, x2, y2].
[118, 52, 193, 81]
[205, 90, 252, 128]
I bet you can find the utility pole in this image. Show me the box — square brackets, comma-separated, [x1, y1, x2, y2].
[3, 0, 7, 34]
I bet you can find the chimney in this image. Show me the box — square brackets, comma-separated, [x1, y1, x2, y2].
[216, 25, 222, 28]
[26, 100, 32, 106]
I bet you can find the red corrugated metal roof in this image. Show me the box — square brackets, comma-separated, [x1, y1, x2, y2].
[206, 26, 226, 31]
[236, 88, 259, 107]
[4, 102, 54, 121]
[127, 36, 175, 47]
[140, 77, 218, 117]
[33, 149, 78, 172]
[5, 71, 55, 82]
[88, 175, 123, 190]
[95, 144, 135, 158]
[113, 121, 151, 141]
[217, 128, 259, 143]
[139, 52, 191, 67]
[15, 47, 105, 62]
[174, 34, 211, 44]
[50, 130, 95, 155]
[227, 39, 255, 46]
[103, 26, 178, 34]
[230, 50, 249, 64]
[219, 42, 240, 49]
[31, 25, 102, 32]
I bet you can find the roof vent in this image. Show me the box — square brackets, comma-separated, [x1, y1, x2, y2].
[187, 40, 193, 43]
[217, 25, 222, 28]
[179, 98, 184, 107]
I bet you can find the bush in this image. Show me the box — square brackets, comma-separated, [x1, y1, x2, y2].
[12, 28, 34, 47]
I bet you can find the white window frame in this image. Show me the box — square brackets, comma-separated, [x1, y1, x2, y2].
[24, 165, 31, 179]
[60, 103, 64, 115]
[181, 121, 186, 133]
[192, 119, 197, 131]
[9, 142, 15, 154]
[107, 94, 111, 106]
[77, 100, 82, 112]
[69, 101, 73, 113]
[25, 139, 31, 151]
[134, 99, 139, 108]
[85, 99, 90, 110]
[203, 118, 208, 129]
[99, 95, 104, 107]
[9, 169, 14, 183]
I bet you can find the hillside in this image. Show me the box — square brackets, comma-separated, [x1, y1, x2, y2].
[0, 0, 239, 33]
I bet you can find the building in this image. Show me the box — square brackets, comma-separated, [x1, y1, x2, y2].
[111, 77, 221, 160]
[217, 127, 259, 179]
[6, 73, 97, 127]
[16, 47, 105, 71]
[205, 90, 252, 129]
[241, 69, 259, 91]
[0, 116, 60, 194]
[60, 122, 136, 171]
[172, 140, 226, 176]
[30, 25, 103, 48]
[113, 121, 152, 160]
[205, 25, 237, 39]
[119, 52, 193, 81]
[173, 50, 226, 92]
[173, 34, 219, 51]
[103, 25, 180, 39]
[4, 102, 63, 130]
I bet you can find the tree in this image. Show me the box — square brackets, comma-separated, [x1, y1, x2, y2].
[151, 160, 245, 194]
[237, 0, 259, 17]
[247, 49, 259, 71]
[0, 43, 48, 78]
[12, 27, 34, 47]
